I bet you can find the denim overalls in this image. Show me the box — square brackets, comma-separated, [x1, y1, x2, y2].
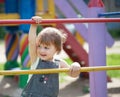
[20, 59, 59, 97]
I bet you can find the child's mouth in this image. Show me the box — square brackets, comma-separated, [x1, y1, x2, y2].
[40, 54, 47, 57]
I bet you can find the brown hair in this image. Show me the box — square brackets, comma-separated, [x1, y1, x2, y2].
[36, 27, 67, 54]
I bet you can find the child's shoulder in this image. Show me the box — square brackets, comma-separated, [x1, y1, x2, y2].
[54, 58, 60, 62]
[54, 58, 68, 68]
[54, 58, 65, 63]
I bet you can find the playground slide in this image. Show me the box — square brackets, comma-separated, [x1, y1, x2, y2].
[56, 23, 88, 66]
[56, 23, 89, 77]
[54, 0, 89, 69]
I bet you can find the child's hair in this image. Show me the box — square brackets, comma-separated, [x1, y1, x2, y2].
[36, 27, 67, 54]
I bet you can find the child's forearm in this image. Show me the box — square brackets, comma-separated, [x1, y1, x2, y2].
[29, 24, 37, 42]
[28, 24, 37, 63]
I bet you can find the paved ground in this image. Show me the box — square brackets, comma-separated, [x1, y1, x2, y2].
[0, 39, 120, 97]
[0, 76, 120, 97]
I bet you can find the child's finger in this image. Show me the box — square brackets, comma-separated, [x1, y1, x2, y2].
[32, 16, 42, 24]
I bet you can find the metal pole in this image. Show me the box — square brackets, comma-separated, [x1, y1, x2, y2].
[0, 18, 120, 25]
[0, 65, 120, 75]
[98, 12, 120, 17]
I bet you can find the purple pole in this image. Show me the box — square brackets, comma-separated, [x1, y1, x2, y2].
[70, 0, 114, 47]
[88, 0, 107, 97]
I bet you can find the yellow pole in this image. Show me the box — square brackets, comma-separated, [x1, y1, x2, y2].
[0, 65, 120, 76]
[36, 0, 43, 12]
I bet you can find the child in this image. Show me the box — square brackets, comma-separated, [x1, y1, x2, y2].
[20, 16, 81, 97]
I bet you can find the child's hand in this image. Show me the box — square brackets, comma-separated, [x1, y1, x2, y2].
[69, 62, 81, 77]
[32, 16, 42, 24]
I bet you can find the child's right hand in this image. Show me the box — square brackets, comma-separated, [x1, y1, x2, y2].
[32, 16, 42, 24]
[69, 62, 81, 77]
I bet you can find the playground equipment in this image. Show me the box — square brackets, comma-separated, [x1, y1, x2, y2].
[0, 18, 120, 26]
[0, 65, 120, 75]
[0, 0, 90, 79]
[0, 17, 120, 97]
[0, 18, 120, 24]
[98, 11, 120, 17]
[88, 0, 109, 97]
[0, 0, 120, 97]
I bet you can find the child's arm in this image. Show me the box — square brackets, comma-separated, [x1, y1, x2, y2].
[28, 24, 37, 64]
[59, 60, 81, 77]
[28, 16, 42, 64]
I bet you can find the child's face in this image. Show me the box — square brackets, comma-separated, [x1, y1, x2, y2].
[37, 43, 57, 61]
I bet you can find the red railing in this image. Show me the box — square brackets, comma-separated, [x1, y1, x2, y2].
[0, 18, 120, 25]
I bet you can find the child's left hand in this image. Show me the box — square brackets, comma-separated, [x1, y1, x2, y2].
[32, 16, 42, 24]
[69, 62, 81, 77]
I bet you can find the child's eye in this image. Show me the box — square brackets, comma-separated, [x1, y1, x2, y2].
[37, 45, 41, 47]
[44, 46, 49, 49]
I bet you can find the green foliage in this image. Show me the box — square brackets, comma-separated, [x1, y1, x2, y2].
[0, 64, 4, 70]
[107, 54, 120, 78]
[109, 30, 120, 38]
[59, 58, 73, 83]
[63, 55, 120, 79]
[64, 58, 73, 65]
[107, 54, 120, 65]
[0, 27, 6, 40]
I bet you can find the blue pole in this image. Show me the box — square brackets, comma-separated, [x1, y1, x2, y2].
[19, 0, 36, 33]
[5, 0, 18, 13]
[5, 0, 19, 34]
[4, 0, 19, 70]
[98, 12, 120, 17]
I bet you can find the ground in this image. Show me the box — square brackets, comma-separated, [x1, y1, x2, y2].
[0, 39, 120, 97]
[0, 76, 120, 97]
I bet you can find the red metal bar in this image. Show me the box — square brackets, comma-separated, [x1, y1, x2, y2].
[88, 0, 104, 7]
[0, 18, 120, 25]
